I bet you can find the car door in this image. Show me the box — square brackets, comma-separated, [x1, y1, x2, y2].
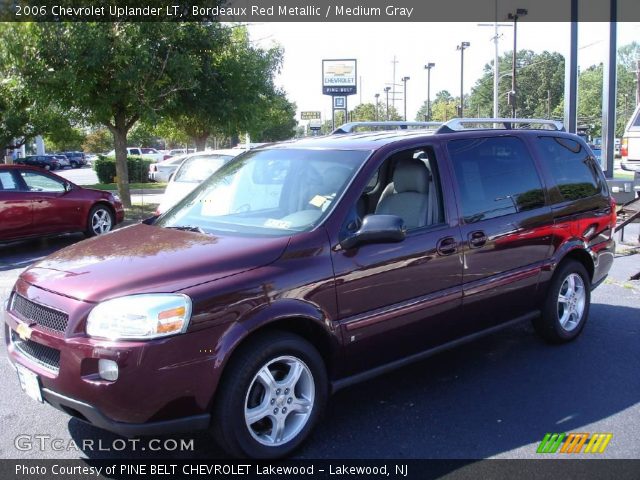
[446, 135, 553, 331]
[330, 144, 464, 375]
[0, 170, 34, 241]
[19, 170, 83, 235]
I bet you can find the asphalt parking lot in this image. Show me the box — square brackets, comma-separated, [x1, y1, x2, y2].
[0, 235, 638, 460]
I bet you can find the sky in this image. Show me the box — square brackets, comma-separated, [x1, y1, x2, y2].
[247, 22, 640, 123]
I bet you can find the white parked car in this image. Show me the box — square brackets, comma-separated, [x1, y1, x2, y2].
[106, 147, 166, 162]
[148, 154, 188, 183]
[621, 103, 640, 170]
[156, 149, 242, 214]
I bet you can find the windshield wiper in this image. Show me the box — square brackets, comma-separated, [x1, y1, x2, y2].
[166, 225, 206, 234]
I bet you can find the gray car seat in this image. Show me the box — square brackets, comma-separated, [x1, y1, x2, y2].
[375, 158, 429, 229]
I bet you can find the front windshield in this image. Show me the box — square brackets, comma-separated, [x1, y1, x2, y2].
[173, 154, 234, 183]
[156, 148, 370, 236]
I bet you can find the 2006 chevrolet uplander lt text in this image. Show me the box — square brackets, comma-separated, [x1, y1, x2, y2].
[4, 119, 616, 458]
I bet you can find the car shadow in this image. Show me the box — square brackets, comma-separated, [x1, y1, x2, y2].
[0, 234, 85, 272]
[69, 302, 639, 460]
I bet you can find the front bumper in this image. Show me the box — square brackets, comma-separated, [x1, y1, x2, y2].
[4, 280, 224, 436]
[42, 388, 210, 437]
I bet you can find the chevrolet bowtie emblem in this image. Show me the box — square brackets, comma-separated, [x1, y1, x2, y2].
[16, 323, 33, 341]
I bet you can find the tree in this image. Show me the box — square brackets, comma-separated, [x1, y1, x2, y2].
[467, 50, 565, 120]
[82, 129, 113, 154]
[5, 23, 221, 207]
[0, 25, 61, 152]
[168, 25, 285, 150]
[45, 125, 86, 152]
[350, 102, 387, 122]
[247, 91, 297, 142]
[418, 90, 460, 122]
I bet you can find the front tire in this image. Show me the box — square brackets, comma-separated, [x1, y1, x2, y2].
[534, 259, 591, 343]
[212, 332, 328, 459]
[85, 205, 114, 237]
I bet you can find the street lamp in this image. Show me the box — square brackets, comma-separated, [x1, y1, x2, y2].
[456, 42, 471, 117]
[402, 76, 410, 121]
[374, 93, 380, 121]
[384, 86, 391, 120]
[424, 63, 435, 121]
[507, 8, 528, 117]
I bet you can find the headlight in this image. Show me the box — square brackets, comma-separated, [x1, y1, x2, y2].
[86, 294, 192, 340]
[112, 193, 121, 202]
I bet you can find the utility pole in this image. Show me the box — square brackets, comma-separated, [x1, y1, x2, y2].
[424, 63, 435, 121]
[402, 76, 410, 121]
[636, 59, 640, 105]
[374, 93, 380, 121]
[547, 90, 551, 119]
[478, 2, 511, 119]
[384, 86, 391, 120]
[457, 42, 471, 117]
[507, 8, 528, 118]
[391, 56, 399, 111]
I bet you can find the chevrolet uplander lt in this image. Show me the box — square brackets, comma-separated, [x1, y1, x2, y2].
[4, 119, 616, 458]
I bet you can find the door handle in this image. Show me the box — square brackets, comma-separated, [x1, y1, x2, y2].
[436, 236, 457, 256]
[468, 230, 487, 248]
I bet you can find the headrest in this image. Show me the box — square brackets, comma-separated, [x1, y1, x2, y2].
[392, 158, 429, 194]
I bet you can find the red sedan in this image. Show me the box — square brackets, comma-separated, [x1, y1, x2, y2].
[0, 165, 124, 242]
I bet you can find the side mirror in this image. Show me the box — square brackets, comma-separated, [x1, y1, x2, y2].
[63, 182, 73, 192]
[340, 214, 406, 250]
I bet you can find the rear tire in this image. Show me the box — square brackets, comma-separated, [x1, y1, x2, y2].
[533, 259, 591, 344]
[212, 331, 327, 459]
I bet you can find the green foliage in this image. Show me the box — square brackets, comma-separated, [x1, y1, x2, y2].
[416, 90, 459, 122]
[467, 50, 565, 120]
[247, 91, 297, 142]
[45, 125, 86, 152]
[82, 129, 114, 154]
[94, 155, 153, 184]
[350, 102, 388, 122]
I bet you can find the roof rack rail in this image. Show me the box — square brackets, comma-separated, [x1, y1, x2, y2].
[331, 121, 442, 135]
[436, 118, 564, 134]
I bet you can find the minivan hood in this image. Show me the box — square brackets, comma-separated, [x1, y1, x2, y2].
[20, 224, 290, 303]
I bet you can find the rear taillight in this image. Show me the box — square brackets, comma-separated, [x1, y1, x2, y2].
[621, 138, 628, 157]
[610, 196, 617, 230]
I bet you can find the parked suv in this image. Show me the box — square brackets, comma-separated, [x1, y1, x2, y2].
[62, 151, 87, 168]
[4, 119, 616, 458]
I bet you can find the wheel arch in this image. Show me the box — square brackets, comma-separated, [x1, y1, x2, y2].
[207, 300, 340, 411]
[556, 245, 595, 281]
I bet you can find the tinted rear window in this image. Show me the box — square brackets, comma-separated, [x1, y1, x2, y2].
[448, 136, 545, 223]
[537, 137, 600, 201]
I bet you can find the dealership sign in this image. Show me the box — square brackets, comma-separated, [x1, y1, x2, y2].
[301, 111, 321, 120]
[322, 59, 357, 95]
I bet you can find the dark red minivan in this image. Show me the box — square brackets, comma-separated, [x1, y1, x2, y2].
[4, 120, 616, 458]
[0, 165, 124, 241]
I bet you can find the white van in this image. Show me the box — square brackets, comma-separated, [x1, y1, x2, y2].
[621, 103, 640, 169]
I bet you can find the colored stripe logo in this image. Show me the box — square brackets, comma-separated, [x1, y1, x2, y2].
[537, 433, 612, 454]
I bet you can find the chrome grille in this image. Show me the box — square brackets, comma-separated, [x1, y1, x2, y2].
[10, 293, 68, 333]
[11, 331, 60, 372]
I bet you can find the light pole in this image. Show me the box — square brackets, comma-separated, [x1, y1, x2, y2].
[424, 63, 435, 121]
[384, 86, 391, 120]
[507, 8, 528, 118]
[456, 42, 471, 117]
[402, 76, 410, 121]
[374, 93, 380, 121]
